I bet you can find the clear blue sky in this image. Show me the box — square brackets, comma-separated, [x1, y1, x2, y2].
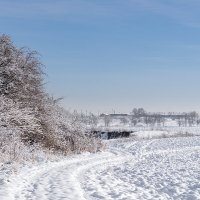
[1, 0, 200, 113]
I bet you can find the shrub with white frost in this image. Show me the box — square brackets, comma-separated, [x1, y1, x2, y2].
[0, 34, 102, 164]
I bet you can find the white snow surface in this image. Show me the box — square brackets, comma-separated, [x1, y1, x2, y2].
[1, 136, 200, 200]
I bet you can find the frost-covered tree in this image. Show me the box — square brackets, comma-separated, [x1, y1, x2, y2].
[0, 35, 46, 144]
[0, 34, 102, 157]
[0, 35, 44, 108]
[188, 111, 199, 126]
[0, 95, 42, 162]
[131, 108, 146, 117]
[0, 95, 41, 133]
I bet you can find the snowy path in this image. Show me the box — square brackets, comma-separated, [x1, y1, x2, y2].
[3, 137, 200, 200]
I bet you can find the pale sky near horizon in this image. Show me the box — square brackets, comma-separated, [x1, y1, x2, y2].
[1, 0, 200, 113]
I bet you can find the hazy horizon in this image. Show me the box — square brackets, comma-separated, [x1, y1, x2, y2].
[1, 0, 200, 113]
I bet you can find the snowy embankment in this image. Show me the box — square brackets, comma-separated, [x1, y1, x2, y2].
[1, 136, 200, 200]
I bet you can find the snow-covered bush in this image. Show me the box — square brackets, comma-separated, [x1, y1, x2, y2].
[0, 34, 46, 145]
[0, 95, 42, 163]
[42, 100, 102, 154]
[0, 35, 44, 107]
[0, 96, 41, 134]
[0, 34, 102, 164]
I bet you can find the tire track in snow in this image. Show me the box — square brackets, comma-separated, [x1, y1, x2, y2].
[5, 144, 138, 200]
[4, 140, 154, 200]
[12, 153, 116, 200]
[2, 153, 111, 200]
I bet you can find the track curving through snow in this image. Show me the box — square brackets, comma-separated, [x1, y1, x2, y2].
[3, 137, 200, 200]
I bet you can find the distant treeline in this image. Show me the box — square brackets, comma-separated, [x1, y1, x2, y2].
[99, 108, 200, 127]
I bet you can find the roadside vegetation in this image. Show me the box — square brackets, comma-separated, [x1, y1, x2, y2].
[0, 35, 102, 164]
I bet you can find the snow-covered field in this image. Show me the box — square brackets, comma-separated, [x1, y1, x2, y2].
[1, 136, 200, 200]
